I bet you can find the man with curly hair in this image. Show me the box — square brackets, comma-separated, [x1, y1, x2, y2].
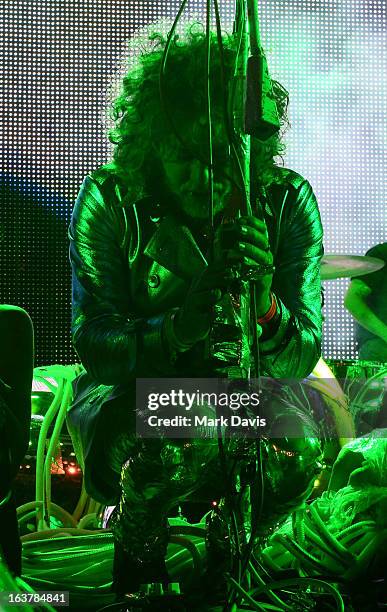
[67, 28, 324, 599]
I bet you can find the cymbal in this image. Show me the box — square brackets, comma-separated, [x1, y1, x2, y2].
[321, 255, 385, 280]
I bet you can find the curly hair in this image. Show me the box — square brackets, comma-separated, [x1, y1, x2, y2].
[108, 24, 289, 202]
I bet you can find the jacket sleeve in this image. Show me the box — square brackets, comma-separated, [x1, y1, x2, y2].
[69, 175, 175, 385]
[259, 179, 323, 379]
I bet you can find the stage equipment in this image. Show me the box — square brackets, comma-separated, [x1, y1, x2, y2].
[260, 433, 387, 610]
[13, 364, 86, 539]
[2, 362, 114, 610]
[28, 369, 80, 475]
[327, 359, 387, 436]
[320, 254, 384, 280]
[327, 359, 387, 424]
[0, 305, 33, 578]
[19, 503, 349, 611]
[0, 305, 33, 489]
[0, 352, 61, 612]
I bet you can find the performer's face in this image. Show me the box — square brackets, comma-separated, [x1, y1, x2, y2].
[157, 117, 233, 223]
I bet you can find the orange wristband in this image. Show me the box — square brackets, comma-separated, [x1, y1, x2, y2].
[257, 292, 277, 324]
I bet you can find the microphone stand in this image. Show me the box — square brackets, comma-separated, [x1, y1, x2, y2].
[224, 0, 281, 606]
[159, 1, 280, 606]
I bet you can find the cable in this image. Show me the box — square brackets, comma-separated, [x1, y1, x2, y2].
[95, 602, 129, 612]
[228, 575, 268, 611]
[248, 560, 292, 611]
[213, 0, 235, 150]
[159, 0, 193, 158]
[205, 0, 214, 230]
[229, 0, 252, 213]
[250, 577, 345, 612]
[206, 11, 253, 603]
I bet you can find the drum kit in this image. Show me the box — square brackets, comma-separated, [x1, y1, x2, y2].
[320, 253, 384, 280]
[319, 253, 386, 435]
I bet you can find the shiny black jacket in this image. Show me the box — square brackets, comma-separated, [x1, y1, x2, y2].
[70, 166, 323, 380]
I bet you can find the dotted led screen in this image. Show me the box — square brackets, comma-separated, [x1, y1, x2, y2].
[1, 0, 385, 366]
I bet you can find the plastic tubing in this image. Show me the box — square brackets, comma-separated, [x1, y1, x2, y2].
[18, 510, 38, 528]
[341, 527, 375, 550]
[308, 505, 356, 566]
[22, 551, 113, 578]
[17, 501, 77, 530]
[169, 534, 203, 575]
[271, 534, 331, 575]
[22, 531, 112, 550]
[43, 381, 70, 517]
[21, 527, 105, 543]
[169, 525, 206, 537]
[77, 513, 98, 530]
[302, 523, 349, 570]
[14, 577, 56, 612]
[263, 540, 295, 567]
[355, 534, 381, 567]
[351, 367, 387, 407]
[43, 378, 73, 526]
[346, 530, 377, 557]
[292, 508, 305, 547]
[87, 499, 102, 517]
[35, 378, 64, 530]
[72, 483, 89, 523]
[337, 521, 376, 544]
[33, 371, 58, 394]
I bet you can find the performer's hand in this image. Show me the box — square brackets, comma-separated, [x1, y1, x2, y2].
[174, 262, 235, 345]
[214, 216, 274, 315]
[174, 216, 274, 344]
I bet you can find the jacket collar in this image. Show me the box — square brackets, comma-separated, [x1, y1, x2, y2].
[143, 214, 208, 281]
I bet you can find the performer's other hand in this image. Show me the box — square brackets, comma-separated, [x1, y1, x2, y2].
[174, 262, 235, 345]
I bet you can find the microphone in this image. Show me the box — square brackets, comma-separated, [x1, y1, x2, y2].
[245, 52, 280, 140]
[244, 0, 280, 140]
